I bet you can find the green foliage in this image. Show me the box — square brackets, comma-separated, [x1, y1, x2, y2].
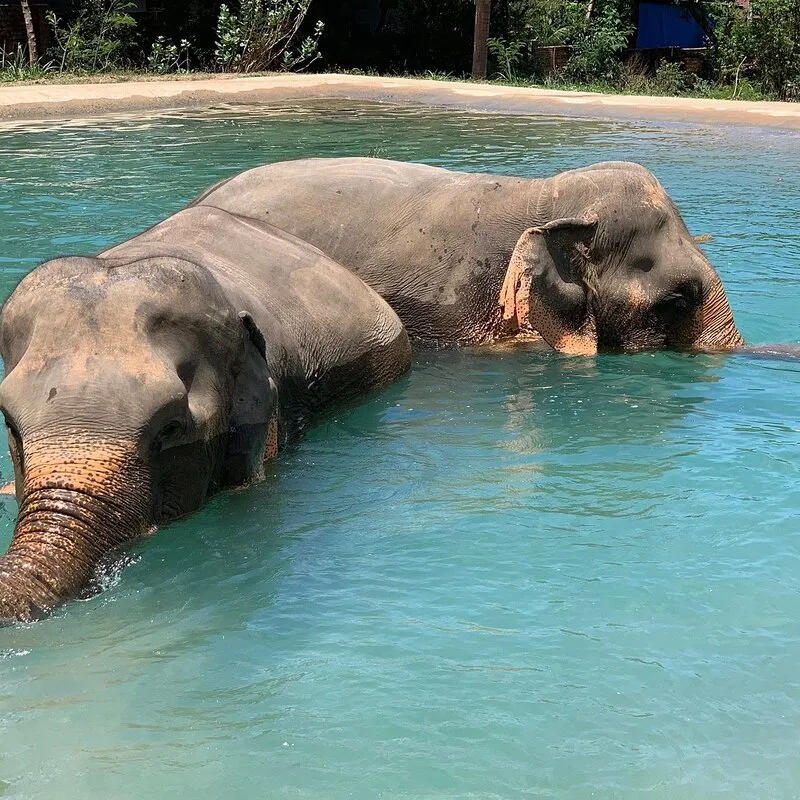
[0, 44, 56, 82]
[487, 37, 526, 80]
[147, 37, 192, 74]
[2, 0, 796, 101]
[565, 2, 634, 82]
[618, 58, 716, 97]
[490, 0, 585, 78]
[284, 20, 325, 70]
[739, 0, 800, 99]
[696, 0, 798, 99]
[507, 0, 586, 47]
[651, 59, 693, 93]
[495, 0, 633, 82]
[214, 0, 323, 73]
[46, 0, 137, 73]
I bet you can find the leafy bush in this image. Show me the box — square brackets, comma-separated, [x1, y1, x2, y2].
[651, 59, 693, 94]
[489, 0, 633, 84]
[0, 44, 56, 82]
[709, 0, 800, 99]
[46, 0, 137, 72]
[491, 0, 585, 78]
[487, 37, 526, 80]
[507, 0, 585, 48]
[742, 0, 800, 99]
[616, 55, 650, 93]
[147, 36, 192, 74]
[565, 2, 633, 82]
[214, 0, 324, 73]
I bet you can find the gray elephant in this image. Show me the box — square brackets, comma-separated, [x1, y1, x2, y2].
[191, 157, 744, 354]
[0, 206, 410, 623]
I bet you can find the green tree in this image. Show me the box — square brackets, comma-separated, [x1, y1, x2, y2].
[565, 0, 634, 82]
[708, 0, 800, 98]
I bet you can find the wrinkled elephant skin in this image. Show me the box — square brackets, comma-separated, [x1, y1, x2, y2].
[192, 157, 744, 354]
[0, 207, 410, 622]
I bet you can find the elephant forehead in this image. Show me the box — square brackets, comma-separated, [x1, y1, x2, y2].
[600, 203, 672, 245]
[6, 343, 176, 393]
[0, 349, 185, 437]
[644, 180, 670, 208]
[8, 272, 230, 350]
[91, 269, 217, 318]
[25, 296, 148, 349]
[11, 257, 216, 315]
[4, 297, 178, 386]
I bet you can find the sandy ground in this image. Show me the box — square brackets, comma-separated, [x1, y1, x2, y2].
[2, 73, 800, 127]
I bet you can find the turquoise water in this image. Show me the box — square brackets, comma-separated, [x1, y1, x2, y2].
[1, 103, 800, 798]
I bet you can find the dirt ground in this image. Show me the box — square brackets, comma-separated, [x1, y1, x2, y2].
[2, 73, 800, 127]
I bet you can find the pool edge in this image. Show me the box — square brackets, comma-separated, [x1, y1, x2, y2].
[1, 74, 800, 129]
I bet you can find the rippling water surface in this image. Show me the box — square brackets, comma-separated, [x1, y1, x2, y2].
[1, 102, 800, 799]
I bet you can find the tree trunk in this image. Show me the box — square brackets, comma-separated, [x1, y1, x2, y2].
[472, 0, 491, 79]
[19, 0, 38, 66]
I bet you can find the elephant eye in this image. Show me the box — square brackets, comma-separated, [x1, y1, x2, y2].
[632, 256, 654, 273]
[666, 291, 688, 309]
[653, 291, 689, 325]
[152, 420, 188, 455]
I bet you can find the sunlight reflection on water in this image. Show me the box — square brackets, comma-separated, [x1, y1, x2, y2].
[1, 102, 800, 799]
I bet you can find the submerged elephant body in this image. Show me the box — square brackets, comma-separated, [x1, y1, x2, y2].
[0, 206, 410, 622]
[192, 157, 743, 353]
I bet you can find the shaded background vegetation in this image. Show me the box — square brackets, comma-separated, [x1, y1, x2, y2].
[2, 0, 800, 100]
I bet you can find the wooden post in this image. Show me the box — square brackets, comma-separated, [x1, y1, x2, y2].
[19, 0, 38, 66]
[472, 0, 491, 79]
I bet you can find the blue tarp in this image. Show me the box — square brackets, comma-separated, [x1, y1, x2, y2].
[635, 2, 707, 48]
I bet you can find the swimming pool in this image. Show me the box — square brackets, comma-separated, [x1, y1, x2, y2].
[1, 102, 800, 798]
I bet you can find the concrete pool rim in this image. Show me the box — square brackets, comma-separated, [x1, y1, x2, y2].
[2, 73, 800, 129]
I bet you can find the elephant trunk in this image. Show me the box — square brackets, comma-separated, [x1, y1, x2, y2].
[692, 276, 745, 352]
[0, 441, 151, 623]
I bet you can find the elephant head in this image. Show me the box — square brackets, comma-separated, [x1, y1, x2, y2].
[500, 162, 744, 355]
[0, 255, 274, 622]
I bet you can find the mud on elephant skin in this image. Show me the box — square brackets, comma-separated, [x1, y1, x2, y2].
[192, 157, 744, 355]
[0, 207, 411, 623]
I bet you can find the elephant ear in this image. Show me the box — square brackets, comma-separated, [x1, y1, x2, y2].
[500, 216, 599, 355]
[221, 311, 279, 487]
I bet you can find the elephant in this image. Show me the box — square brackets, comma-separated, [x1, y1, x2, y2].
[0, 206, 411, 623]
[190, 157, 744, 355]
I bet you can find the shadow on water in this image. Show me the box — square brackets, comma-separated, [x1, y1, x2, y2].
[0, 352, 786, 609]
[0, 345, 724, 635]
[403, 344, 724, 448]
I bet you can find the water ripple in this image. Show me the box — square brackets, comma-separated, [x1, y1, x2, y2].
[1, 102, 800, 799]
